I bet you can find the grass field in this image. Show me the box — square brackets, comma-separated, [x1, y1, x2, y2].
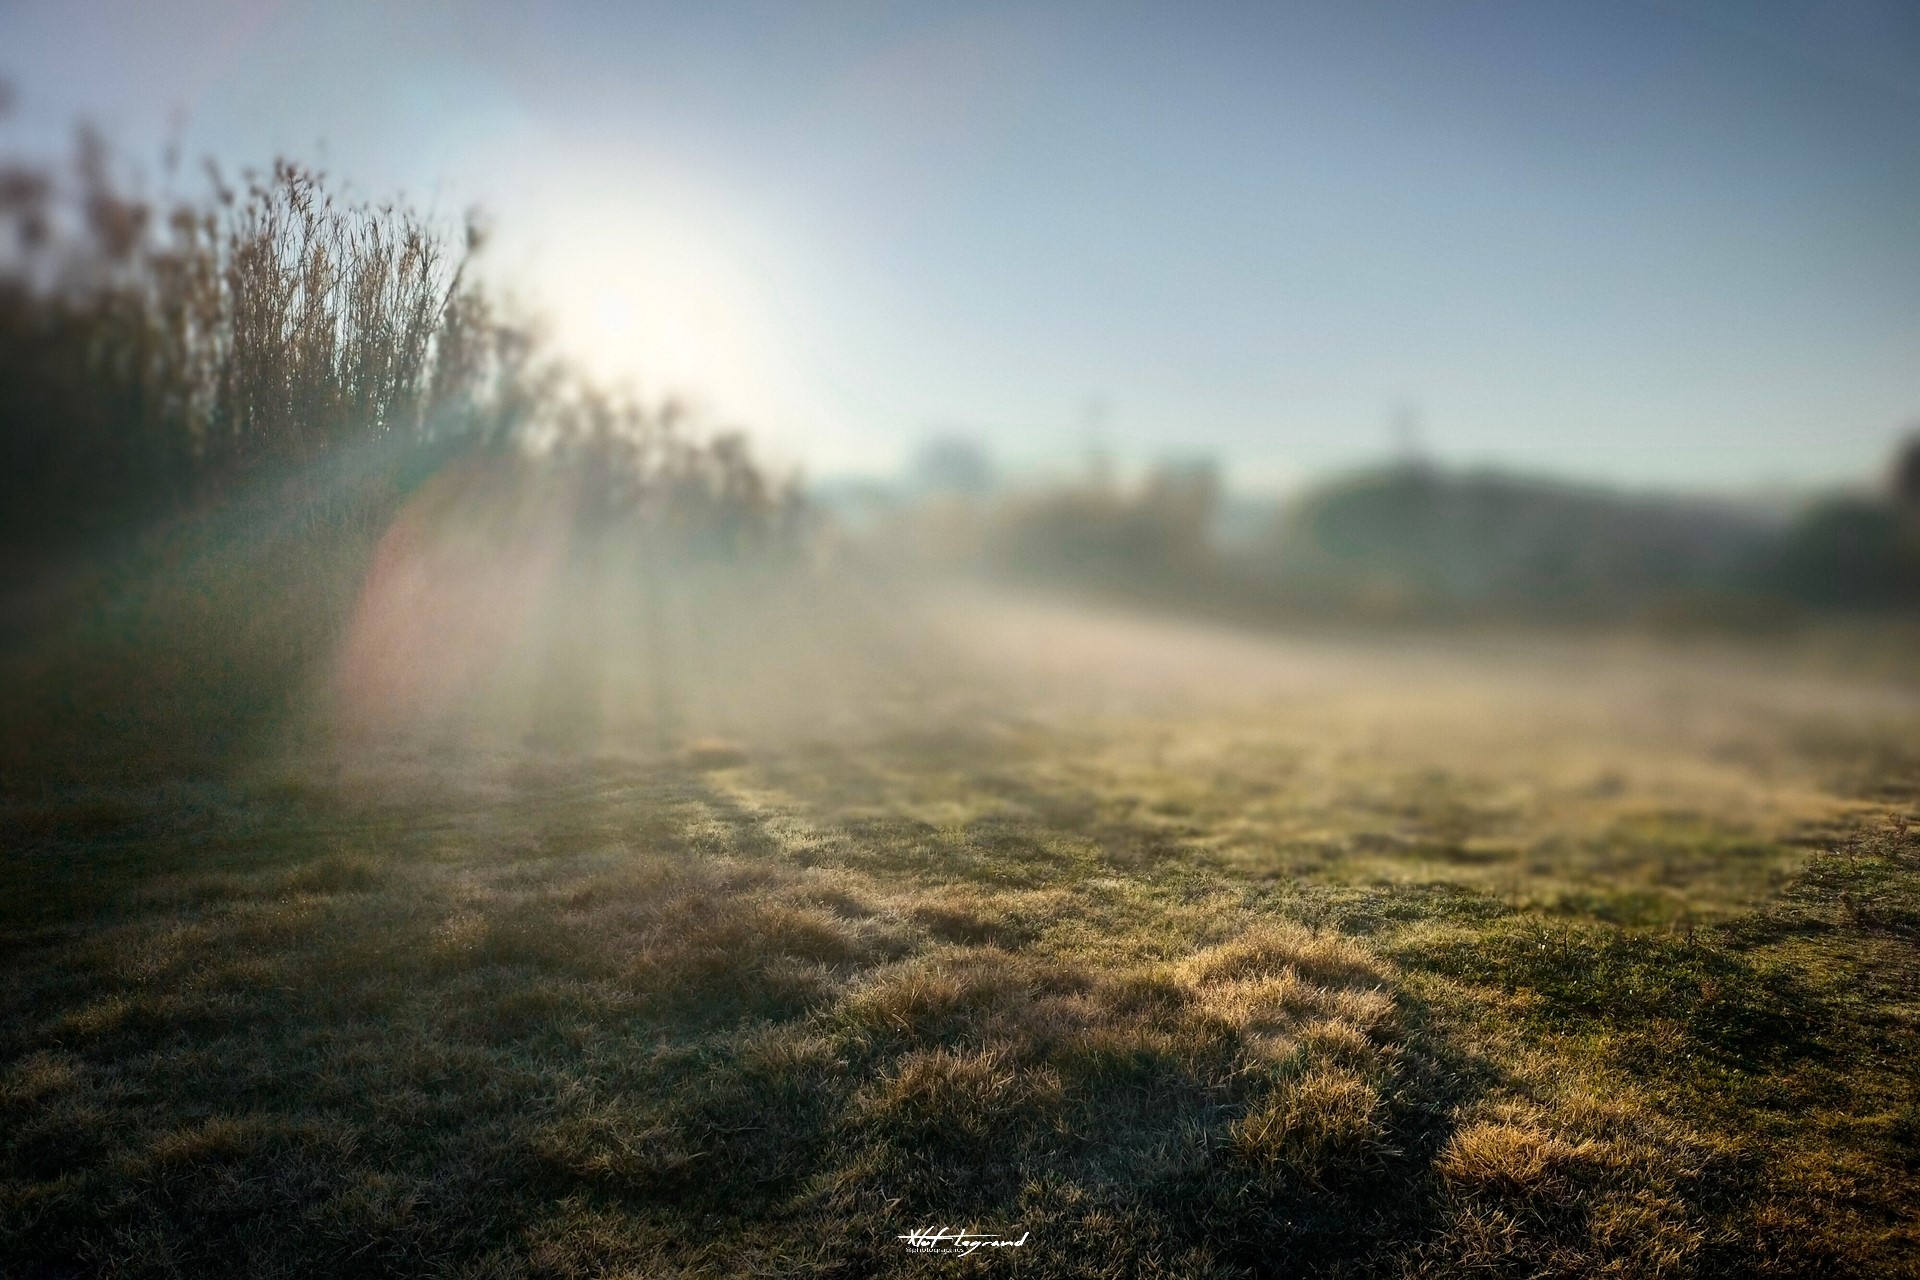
[4, 594, 1917, 1278]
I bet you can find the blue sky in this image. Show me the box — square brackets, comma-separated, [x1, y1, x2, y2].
[4, 0, 1918, 493]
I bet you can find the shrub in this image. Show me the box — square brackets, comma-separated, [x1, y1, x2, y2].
[0, 131, 808, 781]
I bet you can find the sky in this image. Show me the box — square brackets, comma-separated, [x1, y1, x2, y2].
[3, 0, 1918, 494]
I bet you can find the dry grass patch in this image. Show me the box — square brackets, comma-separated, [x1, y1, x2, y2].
[1439, 1121, 1614, 1197]
[1181, 922, 1385, 989]
[137, 1115, 275, 1171]
[280, 850, 385, 896]
[1230, 1065, 1393, 1186]
[858, 1046, 1067, 1143]
[530, 1105, 703, 1188]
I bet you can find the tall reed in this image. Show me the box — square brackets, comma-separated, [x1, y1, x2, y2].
[0, 130, 806, 780]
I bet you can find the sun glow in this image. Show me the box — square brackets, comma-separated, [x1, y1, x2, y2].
[527, 189, 815, 445]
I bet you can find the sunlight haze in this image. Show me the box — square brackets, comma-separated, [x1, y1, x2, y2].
[5, 0, 1918, 490]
